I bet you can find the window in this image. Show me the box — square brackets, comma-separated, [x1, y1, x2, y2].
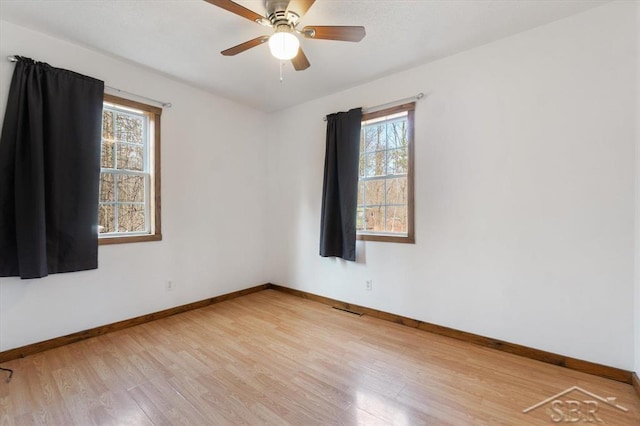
[357, 102, 415, 243]
[98, 94, 161, 244]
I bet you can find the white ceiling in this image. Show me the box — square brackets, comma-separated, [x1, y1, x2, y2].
[0, 0, 608, 112]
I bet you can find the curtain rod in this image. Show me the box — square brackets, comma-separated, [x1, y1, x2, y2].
[104, 87, 172, 108]
[7, 56, 172, 108]
[323, 92, 424, 121]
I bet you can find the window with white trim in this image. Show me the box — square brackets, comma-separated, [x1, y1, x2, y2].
[356, 102, 415, 243]
[98, 94, 161, 244]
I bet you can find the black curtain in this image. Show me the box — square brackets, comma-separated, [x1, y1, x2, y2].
[319, 107, 362, 261]
[0, 56, 104, 279]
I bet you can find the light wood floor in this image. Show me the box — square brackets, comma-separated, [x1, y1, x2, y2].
[0, 289, 638, 425]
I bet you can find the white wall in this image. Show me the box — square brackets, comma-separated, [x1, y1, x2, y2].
[267, 1, 636, 370]
[0, 21, 269, 351]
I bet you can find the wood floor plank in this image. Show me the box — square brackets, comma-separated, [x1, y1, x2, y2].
[0, 396, 15, 426]
[1, 289, 638, 425]
[127, 377, 211, 425]
[89, 390, 154, 426]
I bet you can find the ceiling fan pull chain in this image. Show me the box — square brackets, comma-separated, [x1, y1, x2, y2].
[280, 60, 284, 83]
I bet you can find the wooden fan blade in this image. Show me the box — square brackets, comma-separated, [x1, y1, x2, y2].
[204, 0, 265, 24]
[291, 48, 310, 71]
[221, 36, 269, 56]
[286, 0, 315, 18]
[302, 26, 366, 42]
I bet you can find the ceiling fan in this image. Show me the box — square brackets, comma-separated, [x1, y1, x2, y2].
[205, 0, 366, 71]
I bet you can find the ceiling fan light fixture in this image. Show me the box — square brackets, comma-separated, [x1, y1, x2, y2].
[268, 29, 299, 60]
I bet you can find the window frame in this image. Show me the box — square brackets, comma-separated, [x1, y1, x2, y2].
[99, 94, 162, 245]
[356, 102, 415, 244]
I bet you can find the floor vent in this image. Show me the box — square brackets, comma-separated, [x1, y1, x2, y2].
[332, 306, 364, 316]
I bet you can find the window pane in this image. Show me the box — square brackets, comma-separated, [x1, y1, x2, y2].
[360, 153, 378, 177]
[363, 125, 382, 152]
[374, 150, 387, 176]
[101, 140, 115, 169]
[98, 204, 115, 234]
[359, 155, 366, 178]
[118, 204, 146, 232]
[356, 207, 365, 231]
[362, 151, 386, 177]
[364, 206, 384, 232]
[116, 113, 144, 144]
[387, 148, 408, 175]
[364, 179, 385, 206]
[102, 110, 114, 140]
[99, 173, 114, 202]
[385, 205, 407, 234]
[380, 123, 389, 151]
[117, 143, 144, 171]
[386, 118, 407, 149]
[357, 181, 365, 206]
[386, 177, 408, 205]
[117, 175, 145, 203]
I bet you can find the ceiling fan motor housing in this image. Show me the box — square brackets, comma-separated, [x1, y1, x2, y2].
[266, 0, 299, 27]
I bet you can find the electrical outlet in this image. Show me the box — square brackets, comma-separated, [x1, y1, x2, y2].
[366, 280, 373, 291]
[166, 280, 174, 291]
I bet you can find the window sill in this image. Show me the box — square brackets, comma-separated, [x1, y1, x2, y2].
[99, 233, 162, 245]
[357, 233, 415, 244]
